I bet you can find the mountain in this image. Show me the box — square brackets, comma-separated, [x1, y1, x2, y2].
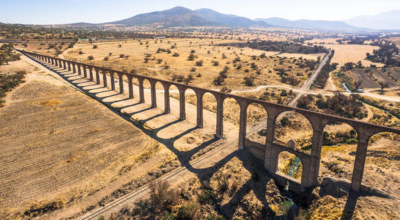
[256, 17, 359, 31]
[108, 6, 216, 27]
[346, 10, 400, 30]
[195, 8, 269, 28]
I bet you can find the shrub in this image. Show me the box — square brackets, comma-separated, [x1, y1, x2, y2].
[187, 53, 196, 61]
[149, 181, 180, 213]
[172, 52, 180, 57]
[195, 60, 203, 66]
[297, 96, 311, 109]
[213, 76, 224, 86]
[212, 60, 219, 66]
[243, 76, 255, 86]
[197, 190, 215, 204]
[190, 67, 196, 72]
[280, 117, 289, 127]
[78, 51, 84, 55]
[177, 202, 199, 219]
[280, 90, 287, 97]
[119, 54, 125, 58]
[93, 45, 98, 49]
[88, 55, 94, 60]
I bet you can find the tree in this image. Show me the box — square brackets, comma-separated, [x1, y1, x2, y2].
[354, 80, 363, 90]
[243, 76, 255, 86]
[379, 81, 389, 93]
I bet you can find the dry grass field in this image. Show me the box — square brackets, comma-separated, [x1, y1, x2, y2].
[315, 44, 383, 67]
[15, 40, 72, 56]
[63, 38, 322, 90]
[0, 59, 168, 219]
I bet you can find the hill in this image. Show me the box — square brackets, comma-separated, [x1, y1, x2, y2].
[346, 10, 400, 30]
[195, 8, 269, 28]
[108, 6, 216, 27]
[257, 17, 360, 31]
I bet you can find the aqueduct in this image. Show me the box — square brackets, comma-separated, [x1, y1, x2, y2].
[20, 50, 400, 193]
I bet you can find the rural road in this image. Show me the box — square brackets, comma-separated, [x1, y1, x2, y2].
[288, 50, 332, 107]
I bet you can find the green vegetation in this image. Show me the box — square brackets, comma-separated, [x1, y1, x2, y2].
[218, 40, 328, 54]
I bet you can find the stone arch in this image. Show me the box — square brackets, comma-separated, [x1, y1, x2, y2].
[198, 91, 218, 129]
[244, 102, 268, 157]
[319, 121, 359, 183]
[277, 151, 304, 180]
[222, 96, 241, 138]
[168, 84, 180, 117]
[273, 111, 314, 154]
[141, 78, 151, 104]
[362, 131, 400, 193]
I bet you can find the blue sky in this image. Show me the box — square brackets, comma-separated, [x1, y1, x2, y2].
[1, 0, 400, 24]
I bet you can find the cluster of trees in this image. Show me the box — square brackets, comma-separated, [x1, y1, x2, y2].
[218, 40, 328, 54]
[0, 70, 26, 106]
[366, 40, 400, 66]
[0, 44, 20, 66]
[298, 92, 365, 119]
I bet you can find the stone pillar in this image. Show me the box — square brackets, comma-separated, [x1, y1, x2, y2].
[118, 73, 124, 94]
[305, 119, 325, 188]
[95, 68, 100, 84]
[216, 95, 224, 138]
[78, 63, 82, 75]
[196, 92, 204, 128]
[72, 63, 76, 73]
[110, 71, 115, 90]
[163, 83, 170, 114]
[55, 59, 58, 66]
[179, 88, 186, 120]
[264, 115, 277, 172]
[238, 101, 248, 150]
[83, 65, 87, 78]
[139, 78, 144, 103]
[63, 60, 67, 69]
[103, 69, 108, 87]
[128, 75, 134, 98]
[89, 67, 94, 81]
[351, 131, 370, 191]
[68, 62, 71, 71]
[51, 58, 54, 65]
[150, 81, 157, 108]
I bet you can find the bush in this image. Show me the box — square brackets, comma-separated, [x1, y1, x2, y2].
[197, 190, 215, 204]
[195, 60, 203, 66]
[280, 117, 289, 127]
[119, 54, 125, 58]
[88, 55, 94, 60]
[243, 76, 255, 86]
[297, 96, 312, 109]
[280, 90, 287, 97]
[212, 60, 219, 66]
[78, 51, 84, 55]
[213, 76, 224, 86]
[187, 53, 195, 61]
[177, 202, 199, 219]
[172, 53, 180, 57]
[346, 138, 358, 144]
[149, 181, 180, 213]
[93, 45, 98, 49]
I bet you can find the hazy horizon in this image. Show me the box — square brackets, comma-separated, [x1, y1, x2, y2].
[1, 0, 400, 25]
